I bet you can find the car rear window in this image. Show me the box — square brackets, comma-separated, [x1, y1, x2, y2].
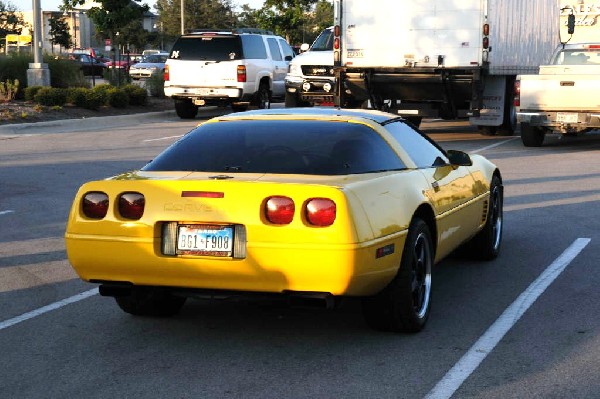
[170, 35, 243, 61]
[143, 120, 406, 175]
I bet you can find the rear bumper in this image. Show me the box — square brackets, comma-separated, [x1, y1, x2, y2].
[164, 85, 245, 101]
[65, 231, 404, 297]
[518, 110, 600, 133]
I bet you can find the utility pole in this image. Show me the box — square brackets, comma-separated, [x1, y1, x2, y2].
[27, 0, 51, 87]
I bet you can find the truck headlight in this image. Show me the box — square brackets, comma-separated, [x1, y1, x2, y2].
[289, 64, 302, 76]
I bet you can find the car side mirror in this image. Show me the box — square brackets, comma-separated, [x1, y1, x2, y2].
[285, 55, 293, 61]
[300, 43, 310, 52]
[446, 150, 472, 166]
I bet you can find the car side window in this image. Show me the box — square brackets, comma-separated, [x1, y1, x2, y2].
[384, 121, 448, 168]
[240, 35, 268, 59]
[267, 38, 283, 61]
[278, 39, 295, 60]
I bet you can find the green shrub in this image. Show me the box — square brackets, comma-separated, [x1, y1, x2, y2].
[122, 84, 147, 105]
[33, 87, 67, 106]
[107, 87, 129, 108]
[83, 90, 105, 110]
[24, 86, 43, 101]
[92, 84, 113, 105]
[44, 56, 87, 89]
[67, 87, 89, 107]
[145, 73, 165, 98]
[0, 79, 20, 101]
[0, 53, 29, 98]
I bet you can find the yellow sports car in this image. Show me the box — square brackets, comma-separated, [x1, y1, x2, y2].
[65, 108, 503, 333]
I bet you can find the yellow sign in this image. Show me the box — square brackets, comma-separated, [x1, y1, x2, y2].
[5, 34, 32, 45]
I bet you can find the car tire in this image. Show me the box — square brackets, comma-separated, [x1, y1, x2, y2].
[115, 287, 186, 317]
[174, 99, 198, 119]
[251, 83, 271, 109]
[521, 122, 545, 147]
[463, 175, 503, 260]
[362, 218, 433, 333]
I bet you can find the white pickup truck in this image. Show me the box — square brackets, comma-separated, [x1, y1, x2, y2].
[516, 43, 600, 146]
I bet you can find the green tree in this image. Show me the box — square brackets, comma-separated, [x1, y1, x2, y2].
[0, 1, 27, 39]
[48, 12, 71, 53]
[236, 4, 262, 29]
[154, 0, 236, 38]
[63, 0, 149, 50]
[259, 0, 317, 44]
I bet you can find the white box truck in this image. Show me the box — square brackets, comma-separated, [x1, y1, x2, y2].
[332, 0, 560, 134]
[517, 2, 600, 146]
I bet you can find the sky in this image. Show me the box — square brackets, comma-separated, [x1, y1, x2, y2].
[10, 0, 266, 12]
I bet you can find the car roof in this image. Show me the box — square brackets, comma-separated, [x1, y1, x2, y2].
[217, 107, 401, 125]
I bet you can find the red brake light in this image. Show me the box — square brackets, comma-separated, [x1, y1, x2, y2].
[237, 65, 247, 82]
[118, 192, 145, 220]
[82, 192, 109, 219]
[513, 80, 520, 107]
[265, 196, 295, 224]
[334, 37, 340, 50]
[164, 64, 170, 81]
[306, 198, 336, 226]
[482, 37, 489, 49]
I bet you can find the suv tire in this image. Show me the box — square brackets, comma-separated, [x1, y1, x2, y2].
[251, 82, 271, 109]
[174, 99, 198, 119]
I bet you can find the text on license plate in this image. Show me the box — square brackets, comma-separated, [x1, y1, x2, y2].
[177, 224, 233, 256]
[557, 112, 578, 123]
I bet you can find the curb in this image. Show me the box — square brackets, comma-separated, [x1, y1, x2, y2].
[0, 110, 176, 136]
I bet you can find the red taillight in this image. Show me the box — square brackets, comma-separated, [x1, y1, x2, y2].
[118, 192, 145, 220]
[82, 192, 109, 219]
[265, 196, 295, 224]
[334, 37, 340, 50]
[514, 80, 520, 107]
[164, 65, 170, 81]
[237, 65, 247, 82]
[306, 198, 336, 226]
[482, 37, 489, 49]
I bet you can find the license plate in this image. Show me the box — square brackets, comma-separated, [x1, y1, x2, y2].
[177, 224, 233, 256]
[556, 112, 578, 123]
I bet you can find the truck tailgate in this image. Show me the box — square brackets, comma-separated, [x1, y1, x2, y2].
[520, 68, 600, 111]
[167, 60, 240, 87]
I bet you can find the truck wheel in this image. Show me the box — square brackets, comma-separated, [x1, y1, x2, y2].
[497, 77, 517, 136]
[285, 92, 311, 107]
[174, 99, 198, 119]
[362, 218, 433, 333]
[478, 126, 497, 136]
[521, 122, 545, 147]
[251, 83, 271, 109]
[115, 287, 186, 317]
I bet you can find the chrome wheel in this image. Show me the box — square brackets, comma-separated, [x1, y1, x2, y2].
[410, 231, 433, 319]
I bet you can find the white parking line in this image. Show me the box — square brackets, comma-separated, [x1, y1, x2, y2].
[0, 288, 98, 331]
[143, 134, 184, 142]
[0, 210, 15, 216]
[472, 137, 519, 153]
[425, 237, 591, 399]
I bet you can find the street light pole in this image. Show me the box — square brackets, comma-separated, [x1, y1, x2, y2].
[181, 0, 184, 34]
[27, 0, 51, 86]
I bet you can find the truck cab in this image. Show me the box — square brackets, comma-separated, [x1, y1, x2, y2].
[284, 27, 335, 107]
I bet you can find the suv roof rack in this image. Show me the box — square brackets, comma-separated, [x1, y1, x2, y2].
[185, 28, 274, 35]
